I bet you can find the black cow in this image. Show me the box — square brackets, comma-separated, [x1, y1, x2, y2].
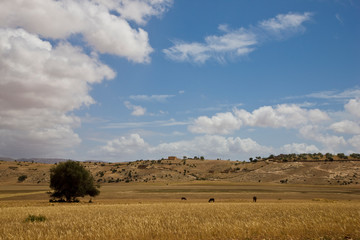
[208, 198, 215, 203]
[253, 196, 257, 202]
[181, 197, 187, 201]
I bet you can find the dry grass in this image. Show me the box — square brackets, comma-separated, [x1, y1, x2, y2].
[1, 158, 360, 185]
[0, 201, 359, 240]
[1, 180, 359, 239]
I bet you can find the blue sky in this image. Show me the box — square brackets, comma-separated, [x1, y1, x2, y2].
[0, 0, 359, 161]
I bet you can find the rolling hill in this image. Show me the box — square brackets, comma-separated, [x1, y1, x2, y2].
[0, 153, 359, 186]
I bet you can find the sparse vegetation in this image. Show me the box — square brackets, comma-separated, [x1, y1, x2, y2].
[17, 175, 27, 182]
[24, 214, 46, 222]
[1, 153, 360, 186]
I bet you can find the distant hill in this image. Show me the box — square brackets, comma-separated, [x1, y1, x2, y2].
[0, 153, 359, 186]
[0, 157, 73, 164]
[0, 157, 15, 162]
[17, 158, 73, 164]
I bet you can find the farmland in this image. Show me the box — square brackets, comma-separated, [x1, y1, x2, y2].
[1, 201, 360, 240]
[1, 182, 360, 240]
[1, 157, 360, 239]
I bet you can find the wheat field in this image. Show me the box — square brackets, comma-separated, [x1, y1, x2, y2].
[1, 201, 359, 240]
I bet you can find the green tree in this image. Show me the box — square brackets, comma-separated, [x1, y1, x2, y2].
[50, 161, 100, 202]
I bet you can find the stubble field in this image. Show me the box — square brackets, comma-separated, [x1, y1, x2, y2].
[1, 182, 360, 240]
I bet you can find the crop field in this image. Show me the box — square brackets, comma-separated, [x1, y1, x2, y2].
[1, 182, 360, 240]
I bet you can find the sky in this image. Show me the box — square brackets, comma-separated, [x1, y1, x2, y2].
[0, 0, 359, 162]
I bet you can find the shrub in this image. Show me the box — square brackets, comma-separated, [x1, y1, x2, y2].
[25, 214, 46, 222]
[17, 175, 27, 182]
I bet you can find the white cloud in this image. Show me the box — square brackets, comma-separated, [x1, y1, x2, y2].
[0, 0, 171, 62]
[218, 24, 230, 32]
[330, 120, 360, 134]
[103, 0, 173, 25]
[93, 93, 360, 160]
[348, 135, 360, 151]
[129, 94, 175, 102]
[189, 104, 329, 134]
[102, 119, 189, 129]
[280, 143, 319, 154]
[94, 134, 272, 161]
[236, 105, 329, 128]
[259, 12, 312, 34]
[299, 125, 346, 152]
[0, 0, 174, 158]
[303, 89, 360, 100]
[124, 101, 147, 116]
[153, 135, 271, 158]
[188, 112, 242, 134]
[163, 12, 312, 63]
[0, 28, 115, 157]
[163, 29, 257, 63]
[345, 98, 360, 118]
[97, 134, 149, 158]
[327, 98, 360, 135]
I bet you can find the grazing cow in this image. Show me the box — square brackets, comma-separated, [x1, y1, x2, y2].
[253, 196, 257, 202]
[181, 197, 187, 201]
[208, 198, 215, 203]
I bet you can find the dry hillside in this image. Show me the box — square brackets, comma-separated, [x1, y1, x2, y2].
[1, 153, 359, 185]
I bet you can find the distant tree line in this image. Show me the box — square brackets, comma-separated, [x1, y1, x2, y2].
[248, 153, 360, 163]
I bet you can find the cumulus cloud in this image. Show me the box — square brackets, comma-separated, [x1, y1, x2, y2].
[189, 104, 329, 134]
[0, 0, 172, 62]
[280, 143, 319, 154]
[345, 98, 360, 118]
[97, 94, 359, 161]
[163, 12, 312, 63]
[348, 135, 360, 151]
[188, 112, 242, 134]
[299, 125, 346, 152]
[98, 133, 149, 157]
[236, 105, 329, 128]
[153, 135, 271, 158]
[330, 120, 360, 134]
[124, 101, 147, 116]
[0, 28, 115, 157]
[94, 134, 272, 161]
[0, 0, 173, 157]
[100, 0, 173, 25]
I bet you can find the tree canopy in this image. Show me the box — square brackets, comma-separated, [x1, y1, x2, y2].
[50, 160, 99, 202]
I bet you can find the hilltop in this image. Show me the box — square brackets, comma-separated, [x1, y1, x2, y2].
[0, 153, 359, 186]
[0, 157, 73, 164]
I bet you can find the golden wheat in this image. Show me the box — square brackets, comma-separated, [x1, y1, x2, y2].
[0, 201, 359, 240]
